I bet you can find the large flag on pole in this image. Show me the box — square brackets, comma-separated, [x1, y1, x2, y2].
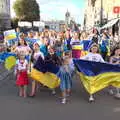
[73, 59, 120, 94]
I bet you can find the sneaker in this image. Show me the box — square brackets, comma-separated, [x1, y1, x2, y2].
[108, 89, 114, 95]
[114, 93, 120, 99]
[52, 90, 56, 95]
[61, 98, 66, 104]
[89, 96, 95, 102]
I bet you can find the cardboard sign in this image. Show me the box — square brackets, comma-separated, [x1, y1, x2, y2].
[4, 29, 17, 40]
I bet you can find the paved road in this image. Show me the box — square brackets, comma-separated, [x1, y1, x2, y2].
[0, 64, 120, 120]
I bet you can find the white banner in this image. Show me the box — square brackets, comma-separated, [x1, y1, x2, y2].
[33, 21, 45, 27]
[18, 21, 32, 27]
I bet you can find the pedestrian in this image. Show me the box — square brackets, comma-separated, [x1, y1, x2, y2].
[70, 31, 83, 59]
[81, 43, 105, 102]
[100, 31, 110, 60]
[15, 54, 29, 98]
[15, 34, 32, 62]
[80, 31, 88, 40]
[91, 28, 100, 44]
[81, 43, 104, 62]
[109, 47, 120, 99]
[64, 30, 72, 50]
[40, 37, 49, 57]
[45, 45, 62, 95]
[30, 42, 44, 97]
[57, 51, 73, 104]
[54, 33, 64, 57]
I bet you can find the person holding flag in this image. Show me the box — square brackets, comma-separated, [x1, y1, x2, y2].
[109, 47, 120, 99]
[81, 43, 105, 102]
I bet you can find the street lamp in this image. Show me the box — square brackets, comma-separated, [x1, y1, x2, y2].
[100, 0, 103, 27]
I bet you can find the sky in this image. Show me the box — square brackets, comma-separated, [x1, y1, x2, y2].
[10, 0, 85, 24]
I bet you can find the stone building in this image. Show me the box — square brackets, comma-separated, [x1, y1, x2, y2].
[84, 0, 120, 30]
[0, 0, 11, 31]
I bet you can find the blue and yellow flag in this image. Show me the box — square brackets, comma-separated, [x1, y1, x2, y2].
[0, 52, 16, 70]
[4, 29, 17, 41]
[73, 59, 120, 94]
[30, 56, 60, 89]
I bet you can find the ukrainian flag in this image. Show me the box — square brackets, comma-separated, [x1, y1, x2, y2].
[30, 57, 60, 89]
[73, 59, 120, 94]
[0, 52, 16, 70]
[4, 30, 17, 41]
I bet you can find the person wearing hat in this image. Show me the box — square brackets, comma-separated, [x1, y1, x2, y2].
[81, 43, 104, 62]
[81, 43, 105, 102]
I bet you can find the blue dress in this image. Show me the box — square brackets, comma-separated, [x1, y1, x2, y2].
[57, 64, 72, 91]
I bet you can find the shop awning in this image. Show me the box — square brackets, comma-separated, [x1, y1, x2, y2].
[101, 18, 119, 29]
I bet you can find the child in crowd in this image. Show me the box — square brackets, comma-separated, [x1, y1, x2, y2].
[45, 45, 62, 94]
[15, 54, 29, 98]
[81, 43, 105, 102]
[45, 45, 62, 66]
[70, 32, 83, 59]
[57, 51, 74, 104]
[81, 43, 104, 63]
[109, 47, 120, 99]
[30, 42, 44, 97]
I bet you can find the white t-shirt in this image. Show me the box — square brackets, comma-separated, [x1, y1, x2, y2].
[81, 53, 104, 63]
[16, 46, 31, 56]
[16, 59, 28, 71]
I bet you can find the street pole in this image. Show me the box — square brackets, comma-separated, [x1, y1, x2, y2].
[118, 13, 120, 42]
[100, 0, 103, 27]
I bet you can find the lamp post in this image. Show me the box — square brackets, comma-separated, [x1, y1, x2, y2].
[100, 0, 103, 27]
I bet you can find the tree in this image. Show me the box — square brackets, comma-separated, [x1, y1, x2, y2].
[13, 0, 40, 22]
[11, 18, 19, 28]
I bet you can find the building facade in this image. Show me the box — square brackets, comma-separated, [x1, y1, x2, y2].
[0, 0, 11, 31]
[44, 20, 65, 32]
[84, 0, 120, 30]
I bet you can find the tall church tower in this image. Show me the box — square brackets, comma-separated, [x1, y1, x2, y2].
[0, 0, 11, 30]
[65, 10, 70, 28]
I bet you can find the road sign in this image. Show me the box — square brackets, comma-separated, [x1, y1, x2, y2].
[113, 6, 120, 42]
[113, 6, 120, 14]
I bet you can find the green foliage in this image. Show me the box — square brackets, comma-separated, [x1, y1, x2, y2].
[13, 0, 40, 21]
[11, 18, 19, 28]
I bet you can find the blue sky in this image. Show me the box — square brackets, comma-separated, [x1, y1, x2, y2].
[10, 0, 85, 24]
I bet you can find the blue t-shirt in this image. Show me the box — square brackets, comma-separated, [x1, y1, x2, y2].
[40, 44, 48, 57]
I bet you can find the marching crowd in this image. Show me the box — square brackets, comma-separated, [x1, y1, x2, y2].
[2, 27, 120, 104]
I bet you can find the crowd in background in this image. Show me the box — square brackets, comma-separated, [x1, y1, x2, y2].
[1, 27, 120, 104]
